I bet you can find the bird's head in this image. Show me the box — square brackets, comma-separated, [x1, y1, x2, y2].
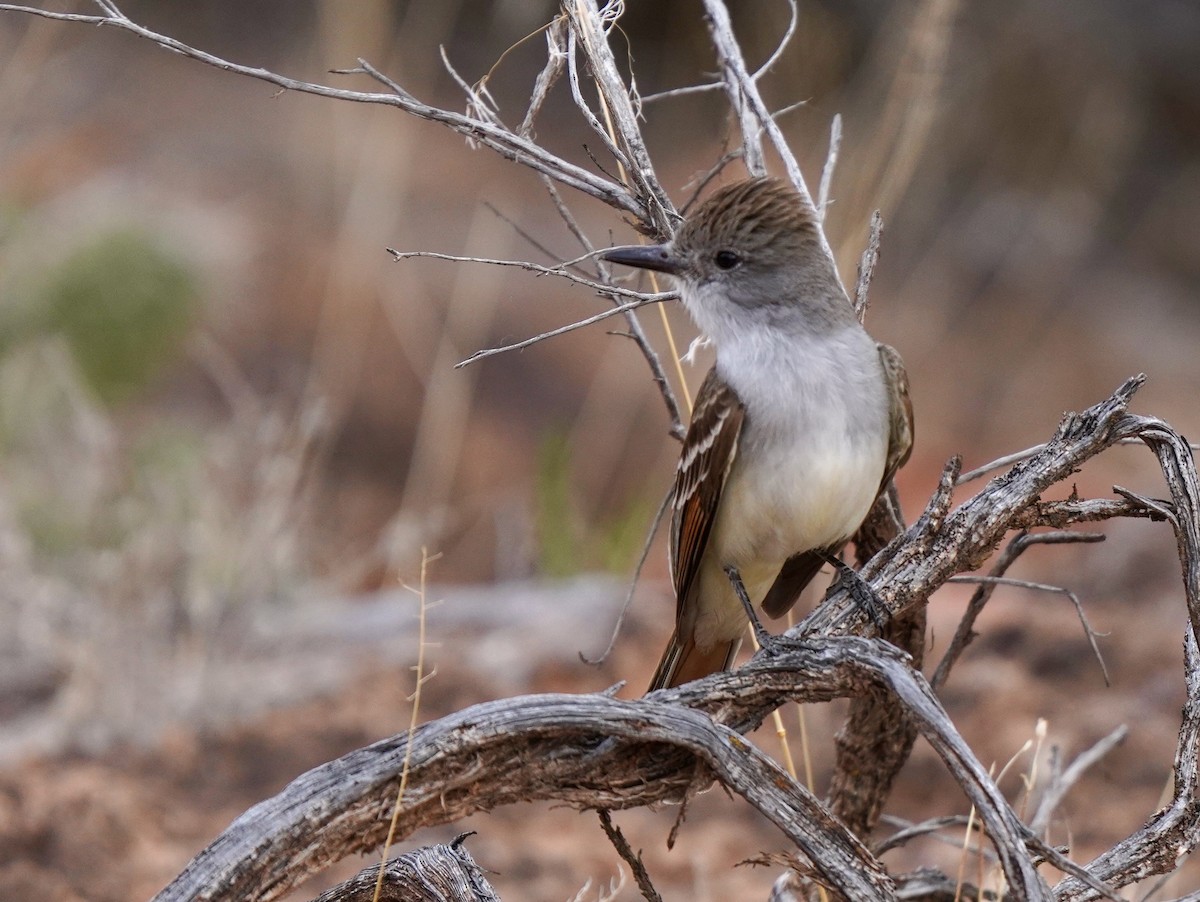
[601, 177, 851, 339]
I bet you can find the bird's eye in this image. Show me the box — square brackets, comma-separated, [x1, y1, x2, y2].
[713, 250, 741, 270]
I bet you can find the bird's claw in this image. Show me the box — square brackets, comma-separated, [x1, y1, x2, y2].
[820, 553, 889, 633]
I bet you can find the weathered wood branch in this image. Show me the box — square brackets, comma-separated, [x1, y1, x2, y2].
[831, 481, 925, 836]
[311, 837, 499, 902]
[1053, 419, 1200, 900]
[153, 634, 1068, 902]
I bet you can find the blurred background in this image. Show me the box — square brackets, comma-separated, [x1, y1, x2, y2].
[1, 1, 1199, 899]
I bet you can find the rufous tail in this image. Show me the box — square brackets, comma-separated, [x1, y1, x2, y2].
[646, 630, 740, 692]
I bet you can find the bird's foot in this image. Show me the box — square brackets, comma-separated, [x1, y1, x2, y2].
[723, 565, 784, 656]
[820, 553, 889, 633]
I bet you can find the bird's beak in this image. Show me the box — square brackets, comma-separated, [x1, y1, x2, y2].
[600, 243, 682, 276]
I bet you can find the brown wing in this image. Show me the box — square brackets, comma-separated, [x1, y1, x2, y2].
[759, 549, 829, 620]
[668, 367, 745, 618]
[876, 342, 914, 494]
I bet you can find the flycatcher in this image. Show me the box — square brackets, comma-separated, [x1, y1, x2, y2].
[602, 177, 913, 691]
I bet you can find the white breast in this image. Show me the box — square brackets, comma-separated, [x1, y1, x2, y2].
[706, 322, 889, 586]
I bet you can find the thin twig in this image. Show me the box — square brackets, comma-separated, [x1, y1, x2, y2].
[752, 0, 799, 81]
[519, 16, 568, 138]
[637, 81, 723, 104]
[373, 549, 437, 902]
[544, 177, 595, 255]
[439, 45, 502, 130]
[853, 210, 883, 320]
[479, 201, 579, 275]
[875, 814, 981, 856]
[580, 484, 672, 666]
[385, 249, 654, 297]
[453, 292, 675, 369]
[680, 148, 744, 214]
[945, 574, 1110, 686]
[1030, 726, 1129, 836]
[818, 113, 843, 219]
[957, 436, 1200, 486]
[565, 27, 633, 175]
[932, 531, 1105, 691]
[597, 811, 663, 902]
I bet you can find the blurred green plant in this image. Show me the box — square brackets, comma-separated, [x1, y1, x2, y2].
[535, 429, 577, 577]
[535, 428, 655, 577]
[36, 228, 197, 404]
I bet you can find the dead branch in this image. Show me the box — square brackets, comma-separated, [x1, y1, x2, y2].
[151, 635, 1067, 902]
[931, 532, 1106, 691]
[311, 837, 500, 902]
[0, 4, 645, 214]
[597, 811, 663, 902]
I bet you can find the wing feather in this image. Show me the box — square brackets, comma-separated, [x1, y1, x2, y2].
[669, 368, 745, 618]
[876, 342, 914, 494]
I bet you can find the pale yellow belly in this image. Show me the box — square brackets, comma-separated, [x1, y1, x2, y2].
[690, 443, 885, 649]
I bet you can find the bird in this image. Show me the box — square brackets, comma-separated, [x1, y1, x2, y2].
[601, 177, 913, 691]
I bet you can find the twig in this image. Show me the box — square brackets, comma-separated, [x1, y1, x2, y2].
[752, 0, 800, 80]
[680, 148, 745, 214]
[853, 210, 883, 320]
[479, 201, 579, 275]
[957, 438, 1200, 487]
[564, 27, 634, 176]
[439, 45, 502, 130]
[943, 572, 1110, 686]
[932, 531, 1105, 691]
[637, 82, 723, 104]
[1030, 726, 1129, 837]
[700, 0, 816, 214]
[385, 248, 663, 301]
[874, 814, 981, 856]
[373, 549, 437, 902]
[597, 811, 663, 902]
[580, 484, 672, 666]
[818, 113, 843, 220]
[957, 443, 1051, 485]
[453, 293, 674, 369]
[519, 16, 568, 138]
[0, 3, 647, 219]
[384, 247, 679, 369]
[563, 0, 676, 236]
[702, 0, 766, 176]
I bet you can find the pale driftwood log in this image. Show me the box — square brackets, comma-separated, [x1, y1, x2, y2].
[6, 4, 1200, 902]
[311, 837, 499, 902]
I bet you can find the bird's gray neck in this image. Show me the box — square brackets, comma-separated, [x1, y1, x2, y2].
[714, 315, 883, 442]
